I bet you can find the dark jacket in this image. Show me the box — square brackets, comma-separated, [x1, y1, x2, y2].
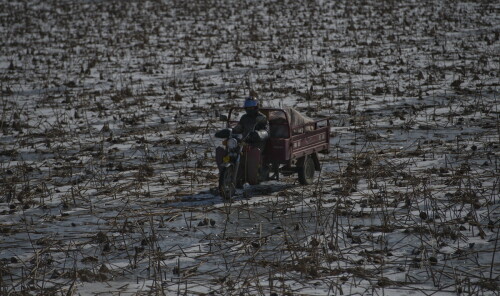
[233, 111, 269, 143]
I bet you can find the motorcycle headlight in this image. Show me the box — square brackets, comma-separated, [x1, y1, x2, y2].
[227, 138, 238, 149]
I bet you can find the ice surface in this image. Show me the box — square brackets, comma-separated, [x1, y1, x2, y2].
[0, 0, 498, 295]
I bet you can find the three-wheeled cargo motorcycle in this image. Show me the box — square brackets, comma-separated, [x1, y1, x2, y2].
[215, 107, 331, 200]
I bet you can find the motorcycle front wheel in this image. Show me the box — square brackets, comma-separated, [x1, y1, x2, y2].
[219, 166, 236, 200]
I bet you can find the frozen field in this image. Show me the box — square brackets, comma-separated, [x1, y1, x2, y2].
[0, 0, 499, 295]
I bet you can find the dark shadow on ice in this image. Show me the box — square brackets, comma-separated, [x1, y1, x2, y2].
[159, 190, 220, 207]
[239, 182, 296, 199]
[161, 182, 295, 207]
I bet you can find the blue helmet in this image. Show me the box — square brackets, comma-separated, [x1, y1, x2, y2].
[243, 96, 259, 108]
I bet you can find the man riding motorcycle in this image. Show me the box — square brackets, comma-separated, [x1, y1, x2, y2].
[215, 96, 270, 188]
[232, 96, 269, 150]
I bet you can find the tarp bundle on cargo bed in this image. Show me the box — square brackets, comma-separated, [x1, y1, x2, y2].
[268, 108, 314, 138]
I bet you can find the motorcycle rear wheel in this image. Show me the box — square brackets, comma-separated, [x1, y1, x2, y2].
[219, 166, 236, 200]
[298, 155, 315, 185]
